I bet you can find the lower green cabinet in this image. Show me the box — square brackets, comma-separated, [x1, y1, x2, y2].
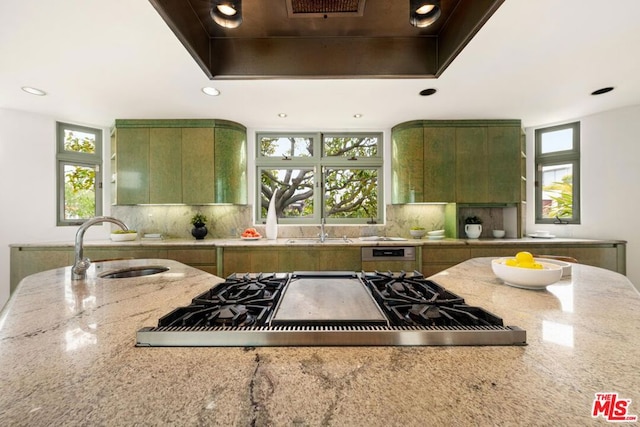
[219, 247, 361, 276]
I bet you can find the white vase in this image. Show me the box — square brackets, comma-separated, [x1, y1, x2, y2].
[465, 224, 482, 239]
[266, 188, 278, 240]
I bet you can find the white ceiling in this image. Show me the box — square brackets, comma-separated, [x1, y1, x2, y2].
[2, 0, 640, 130]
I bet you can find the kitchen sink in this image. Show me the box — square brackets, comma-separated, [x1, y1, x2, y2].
[286, 237, 353, 244]
[99, 265, 169, 279]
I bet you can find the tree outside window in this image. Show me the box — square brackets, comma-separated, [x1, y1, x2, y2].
[256, 133, 383, 224]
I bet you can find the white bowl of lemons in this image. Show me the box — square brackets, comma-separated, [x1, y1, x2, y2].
[491, 251, 563, 290]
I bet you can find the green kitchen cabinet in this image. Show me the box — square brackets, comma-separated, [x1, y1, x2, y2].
[214, 126, 247, 204]
[392, 120, 521, 204]
[391, 124, 456, 203]
[391, 125, 424, 203]
[424, 126, 456, 202]
[115, 127, 149, 205]
[113, 119, 247, 205]
[456, 125, 521, 203]
[149, 127, 182, 203]
[182, 127, 215, 204]
[218, 246, 361, 277]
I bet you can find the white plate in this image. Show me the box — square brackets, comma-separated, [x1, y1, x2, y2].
[241, 236, 262, 240]
[428, 235, 445, 240]
[528, 234, 555, 239]
[427, 229, 445, 236]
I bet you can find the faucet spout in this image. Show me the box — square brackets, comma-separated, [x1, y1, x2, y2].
[318, 218, 328, 243]
[72, 216, 128, 280]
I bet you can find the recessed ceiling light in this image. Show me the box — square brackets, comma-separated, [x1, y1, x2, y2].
[591, 87, 614, 95]
[419, 88, 437, 96]
[278, 113, 287, 118]
[353, 114, 363, 118]
[21, 86, 47, 96]
[201, 86, 220, 96]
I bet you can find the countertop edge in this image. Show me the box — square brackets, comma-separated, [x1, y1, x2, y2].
[9, 237, 627, 248]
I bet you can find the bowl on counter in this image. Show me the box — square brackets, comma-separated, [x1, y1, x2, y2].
[427, 229, 445, 236]
[491, 258, 563, 290]
[492, 229, 506, 238]
[409, 229, 427, 239]
[110, 231, 138, 241]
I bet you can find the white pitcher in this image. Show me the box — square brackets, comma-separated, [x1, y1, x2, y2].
[465, 224, 482, 239]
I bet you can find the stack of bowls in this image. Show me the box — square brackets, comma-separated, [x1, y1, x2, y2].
[427, 229, 445, 240]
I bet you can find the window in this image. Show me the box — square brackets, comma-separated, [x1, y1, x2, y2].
[56, 122, 103, 226]
[534, 122, 580, 224]
[256, 132, 383, 224]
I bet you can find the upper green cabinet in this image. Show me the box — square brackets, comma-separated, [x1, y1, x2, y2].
[391, 120, 522, 204]
[113, 119, 247, 205]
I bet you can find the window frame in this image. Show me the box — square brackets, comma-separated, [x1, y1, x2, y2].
[534, 121, 580, 224]
[255, 131, 384, 225]
[56, 122, 103, 226]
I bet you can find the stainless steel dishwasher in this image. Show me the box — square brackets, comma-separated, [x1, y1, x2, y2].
[361, 246, 419, 272]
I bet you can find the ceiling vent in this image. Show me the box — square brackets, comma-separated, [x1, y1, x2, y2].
[286, 0, 366, 17]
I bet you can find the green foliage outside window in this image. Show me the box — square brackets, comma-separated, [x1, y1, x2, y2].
[543, 175, 573, 218]
[258, 134, 381, 222]
[63, 131, 97, 220]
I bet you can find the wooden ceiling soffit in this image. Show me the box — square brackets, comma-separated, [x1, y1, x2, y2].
[148, 0, 504, 79]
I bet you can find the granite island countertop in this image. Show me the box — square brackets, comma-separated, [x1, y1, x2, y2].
[1, 258, 638, 426]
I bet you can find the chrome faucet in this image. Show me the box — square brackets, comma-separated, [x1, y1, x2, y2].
[318, 218, 328, 243]
[72, 216, 128, 280]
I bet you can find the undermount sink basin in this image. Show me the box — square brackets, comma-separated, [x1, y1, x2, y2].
[286, 238, 353, 244]
[99, 265, 169, 279]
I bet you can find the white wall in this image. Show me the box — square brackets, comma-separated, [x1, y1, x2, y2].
[0, 108, 113, 309]
[526, 104, 640, 289]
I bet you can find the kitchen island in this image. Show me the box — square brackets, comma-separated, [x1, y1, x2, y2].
[1, 258, 638, 425]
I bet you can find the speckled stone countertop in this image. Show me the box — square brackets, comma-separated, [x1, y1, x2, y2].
[1, 258, 638, 426]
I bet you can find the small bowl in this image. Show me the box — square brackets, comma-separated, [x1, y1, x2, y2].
[492, 229, 506, 238]
[409, 229, 426, 239]
[491, 258, 563, 290]
[110, 232, 137, 241]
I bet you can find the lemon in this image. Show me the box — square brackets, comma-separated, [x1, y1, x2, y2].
[515, 251, 534, 264]
[505, 258, 518, 267]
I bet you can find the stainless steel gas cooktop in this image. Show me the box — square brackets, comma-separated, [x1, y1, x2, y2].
[136, 271, 526, 347]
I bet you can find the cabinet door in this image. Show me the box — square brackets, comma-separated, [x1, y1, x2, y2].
[455, 127, 488, 203]
[182, 127, 215, 204]
[214, 127, 247, 204]
[391, 126, 424, 203]
[116, 128, 150, 204]
[423, 127, 456, 202]
[486, 126, 521, 203]
[319, 248, 361, 270]
[149, 128, 182, 203]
